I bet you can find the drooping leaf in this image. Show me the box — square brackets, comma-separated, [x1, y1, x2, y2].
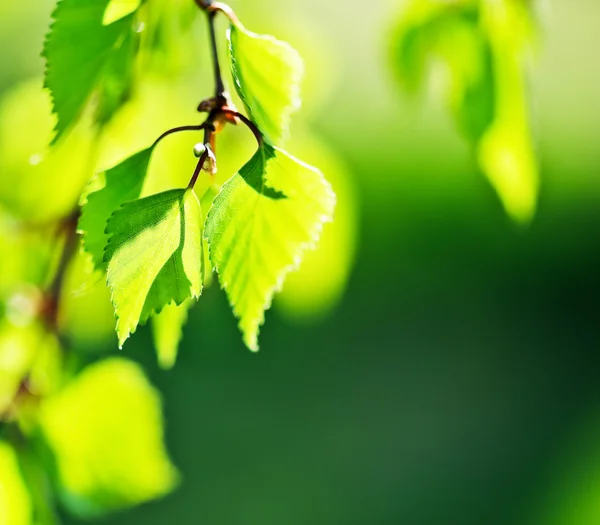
[392, 0, 495, 142]
[477, 0, 538, 223]
[78, 146, 155, 270]
[228, 23, 304, 145]
[0, 441, 32, 525]
[276, 133, 357, 322]
[391, 0, 538, 223]
[43, 0, 141, 141]
[40, 358, 178, 517]
[205, 142, 335, 351]
[104, 189, 202, 348]
[151, 300, 192, 369]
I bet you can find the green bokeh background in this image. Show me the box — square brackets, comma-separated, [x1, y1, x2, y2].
[2, 0, 600, 524]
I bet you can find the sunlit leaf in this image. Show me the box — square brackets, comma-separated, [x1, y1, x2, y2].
[152, 300, 192, 369]
[0, 80, 94, 222]
[104, 189, 203, 348]
[43, 0, 140, 141]
[478, 0, 538, 223]
[40, 358, 178, 517]
[205, 142, 335, 351]
[78, 146, 155, 270]
[103, 0, 142, 25]
[276, 133, 357, 321]
[0, 441, 32, 525]
[229, 23, 304, 145]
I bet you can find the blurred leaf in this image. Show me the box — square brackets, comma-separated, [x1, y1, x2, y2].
[392, 0, 495, 141]
[276, 133, 357, 321]
[0, 80, 94, 222]
[58, 251, 115, 349]
[0, 441, 32, 525]
[43, 0, 140, 141]
[40, 358, 178, 517]
[78, 146, 155, 270]
[151, 300, 192, 369]
[104, 189, 203, 348]
[205, 142, 335, 351]
[0, 320, 62, 419]
[477, 0, 538, 223]
[229, 23, 303, 145]
[391, 0, 538, 223]
[0, 214, 55, 298]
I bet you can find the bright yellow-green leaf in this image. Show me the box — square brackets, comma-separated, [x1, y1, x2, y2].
[478, 0, 538, 223]
[276, 133, 357, 321]
[79, 146, 155, 270]
[151, 300, 192, 369]
[229, 23, 304, 145]
[40, 358, 178, 516]
[103, 0, 142, 25]
[104, 189, 203, 348]
[0, 80, 94, 222]
[0, 441, 32, 525]
[44, 0, 141, 140]
[205, 142, 335, 351]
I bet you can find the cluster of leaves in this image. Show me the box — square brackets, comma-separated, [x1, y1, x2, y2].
[45, 0, 336, 354]
[0, 0, 348, 521]
[391, 0, 539, 223]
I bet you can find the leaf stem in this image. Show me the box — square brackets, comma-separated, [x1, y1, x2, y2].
[152, 124, 207, 148]
[222, 109, 263, 146]
[40, 211, 80, 335]
[195, 0, 240, 25]
[206, 11, 227, 101]
[187, 151, 210, 190]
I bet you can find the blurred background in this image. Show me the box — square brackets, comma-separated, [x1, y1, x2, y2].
[1, 0, 600, 524]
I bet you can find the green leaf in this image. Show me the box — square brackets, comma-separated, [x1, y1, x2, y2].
[229, 23, 304, 145]
[205, 142, 335, 351]
[43, 0, 140, 141]
[103, 0, 142, 25]
[104, 189, 203, 348]
[40, 358, 178, 516]
[391, 1, 495, 142]
[477, 0, 538, 223]
[276, 133, 357, 322]
[391, 0, 538, 223]
[151, 300, 192, 369]
[78, 146, 155, 270]
[0, 441, 32, 525]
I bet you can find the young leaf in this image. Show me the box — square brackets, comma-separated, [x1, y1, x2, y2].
[151, 300, 192, 369]
[43, 0, 141, 141]
[228, 23, 304, 145]
[78, 146, 155, 270]
[104, 189, 203, 348]
[205, 142, 335, 351]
